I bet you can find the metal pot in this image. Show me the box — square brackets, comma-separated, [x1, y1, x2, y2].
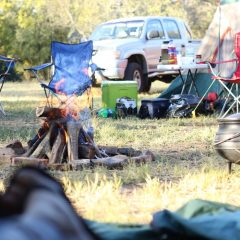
[214, 113, 240, 172]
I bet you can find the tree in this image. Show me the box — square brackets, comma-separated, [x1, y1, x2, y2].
[0, 0, 218, 80]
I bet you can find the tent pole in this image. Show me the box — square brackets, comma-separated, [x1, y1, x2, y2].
[218, 1, 221, 73]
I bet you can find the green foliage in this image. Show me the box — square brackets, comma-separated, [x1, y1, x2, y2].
[0, 0, 218, 79]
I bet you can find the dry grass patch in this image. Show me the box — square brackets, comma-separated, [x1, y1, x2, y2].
[61, 164, 240, 224]
[1, 81, 240, 225]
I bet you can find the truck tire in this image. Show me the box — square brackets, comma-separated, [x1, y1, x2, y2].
[124, 62, 146, 92]
[144, 76, 152, 92]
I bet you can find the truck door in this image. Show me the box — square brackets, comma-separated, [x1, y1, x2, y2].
[163, 19, 184, 54]
[144, 19, 165, 71]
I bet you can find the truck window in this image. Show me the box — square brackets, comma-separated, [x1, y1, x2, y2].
[163, 19, 181, 39]
[146, 20, 165, 39]
[184, 23, 192, 39]
[90, 21, 144, 40]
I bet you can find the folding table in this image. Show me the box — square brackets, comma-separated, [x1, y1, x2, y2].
[157, 63, 209, 96]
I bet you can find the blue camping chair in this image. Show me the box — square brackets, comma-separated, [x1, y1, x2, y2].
[25, 40, 97, 108]
[0, 55, 18, 115]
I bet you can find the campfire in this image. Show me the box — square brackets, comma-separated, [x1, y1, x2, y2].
[9, 105, 154, 170]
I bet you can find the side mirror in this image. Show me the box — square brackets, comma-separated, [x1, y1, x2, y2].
[147, 30, 160, 40]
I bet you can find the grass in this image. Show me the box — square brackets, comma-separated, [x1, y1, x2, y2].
[1, 81, 240, 224]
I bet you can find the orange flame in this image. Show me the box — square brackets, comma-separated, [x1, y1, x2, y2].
[82, 67, 88, 76]
[55, 79, 65, 95]
[63, 128, 69, 143]
[40, 78, 92, 121]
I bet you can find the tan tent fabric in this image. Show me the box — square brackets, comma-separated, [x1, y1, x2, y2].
[198, 2, 240, 77]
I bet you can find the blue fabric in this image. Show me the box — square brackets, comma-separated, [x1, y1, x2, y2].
[49, 41, 93, 96]
[0, 55, 15, 71]
[0, 55, 14, 62]
[26, 62, 52, 72]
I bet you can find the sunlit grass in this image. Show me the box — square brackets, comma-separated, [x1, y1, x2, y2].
[1, 81, 240, 225]
[61, 164, 240, 224]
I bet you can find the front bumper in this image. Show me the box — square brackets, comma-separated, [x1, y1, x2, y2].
[93, 55, 128, 82]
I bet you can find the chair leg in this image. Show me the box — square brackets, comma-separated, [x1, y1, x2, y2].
[228, 161, 232, 174]
[0, 102, 5, 116]
[219, 82, 240, 118]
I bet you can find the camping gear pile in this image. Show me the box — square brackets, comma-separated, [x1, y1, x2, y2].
[138, 98, 170, 119]
[98, 80, 138, 119]
[159, 1, 240, 119]
[138, 92, 221, 119]
[99, 79, 221, 119]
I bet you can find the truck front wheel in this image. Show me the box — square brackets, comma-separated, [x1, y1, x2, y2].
[124, 62, 146, 92]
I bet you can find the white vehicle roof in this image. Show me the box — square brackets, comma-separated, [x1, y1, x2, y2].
[102, 16, 183, 24]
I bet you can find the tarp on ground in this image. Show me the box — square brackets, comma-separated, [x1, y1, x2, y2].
[160, 1, 240, 99]
[87, 199, 240, 240]
[160, 73, 222, 99]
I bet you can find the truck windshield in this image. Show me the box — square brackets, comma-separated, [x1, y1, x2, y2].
[90, 21, 144, 40]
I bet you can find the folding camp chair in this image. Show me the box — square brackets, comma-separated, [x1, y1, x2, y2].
[25, 41, 97, 112]
[0, 55, 17, 115]
[207, 32, 240, 118]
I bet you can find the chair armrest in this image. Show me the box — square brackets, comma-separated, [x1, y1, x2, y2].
[0, 55, 17, 62]
[24, 63, 53, 83]
[90, 63, 98, 73]
[24, 62, 53, 72]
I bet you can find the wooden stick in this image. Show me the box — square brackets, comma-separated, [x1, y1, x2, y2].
[78, 144, 96, 159]
[70, 159, 91, 170]
[130, 154, 153, 164]
[49, 128, 66, 163]
[82, 128, 102, 158]
[36, 106, 64, 119]
[30, 124, 54, 159]
[66, 121, 81, 161]
[24, 132, 47, 157]
[11, 156, 49, 166]
[91, 155, 128, 168]
[98, 146, 137, 156]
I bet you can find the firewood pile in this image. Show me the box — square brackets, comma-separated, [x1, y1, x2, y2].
[4, 106, 155, 170]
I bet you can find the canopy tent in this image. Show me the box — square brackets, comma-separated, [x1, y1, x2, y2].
[160, 1, 240, 99]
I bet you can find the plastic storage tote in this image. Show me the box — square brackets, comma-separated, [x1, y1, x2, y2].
[101, 80, 138, 110]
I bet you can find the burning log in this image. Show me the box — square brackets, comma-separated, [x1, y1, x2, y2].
[23, 106, 101, 164]
[24, 132, 48, 157]
[30, 123, 56, 159]
[67, 121, 82, 161]
[78, 144, 96, 159]
[82, 130, 102, 158]
[98, 146, 141, 157]
[11, 156, 49, 166]
[49, 128, 66, 164]
[36, 106, 64, 119]
[91, 155, 129, 168]
[9, 106, 155, 170]
[71, 159, 91, 170]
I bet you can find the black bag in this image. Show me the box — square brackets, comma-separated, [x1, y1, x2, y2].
[138, 104, 150, 119]
[166, 94, 200, 118]
[138, 98, 170, 119]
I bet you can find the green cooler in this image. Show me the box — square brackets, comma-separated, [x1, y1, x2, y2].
[101, 80, 138, 110]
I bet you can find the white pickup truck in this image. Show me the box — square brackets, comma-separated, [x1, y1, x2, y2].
[90, 16, 201, 92]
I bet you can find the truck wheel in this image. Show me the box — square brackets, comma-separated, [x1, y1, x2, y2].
[144, 76, 152, 92]
[124, 62, 145, 92]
